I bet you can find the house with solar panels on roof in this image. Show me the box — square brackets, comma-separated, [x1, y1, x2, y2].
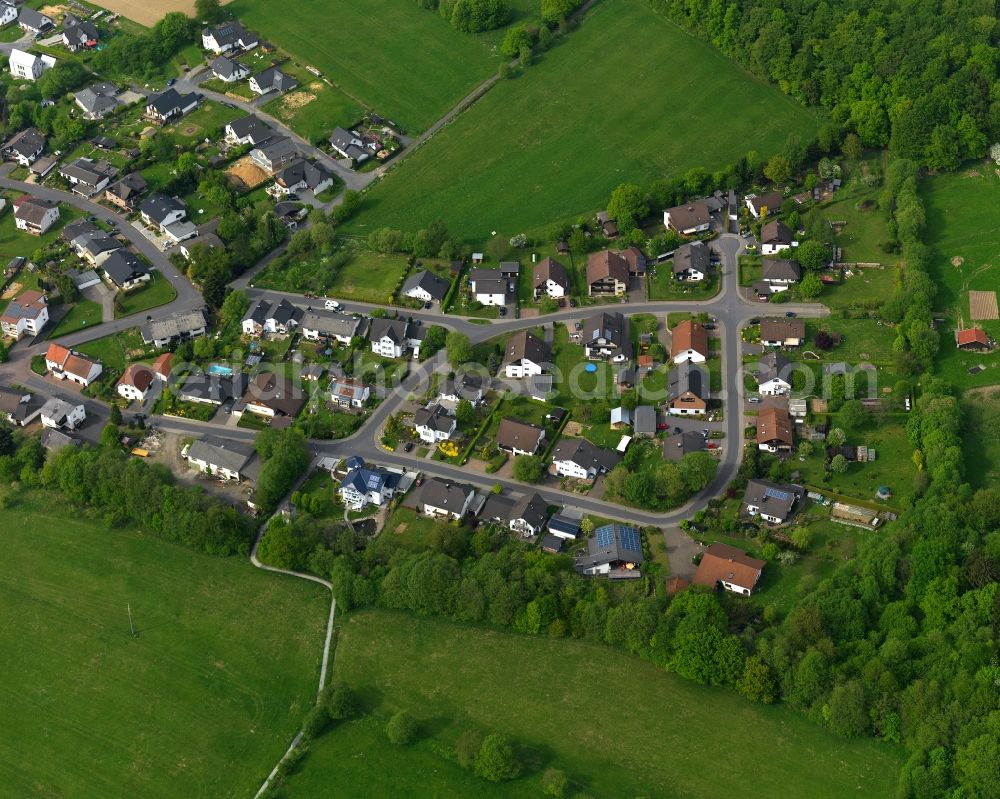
[338, 457, 401, 509]
[576, 523, 644, 579]
[742, 479, 804, 524]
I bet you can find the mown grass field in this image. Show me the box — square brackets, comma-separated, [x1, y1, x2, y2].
[225, 0, 504, 132]
[115, 271, 177, 317]
[347, 0, 820, 241]
[262, 81, 363, 144]
[961, 386, 1000, 489]
[0, 493, 328, 798]
[286, 609, 903, 798]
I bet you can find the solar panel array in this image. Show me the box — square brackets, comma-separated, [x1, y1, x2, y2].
[596, 525, 615, 548]
[764, 486, 790, 502]
[595, 524, 641, 553]
[619, 526, 641, 553]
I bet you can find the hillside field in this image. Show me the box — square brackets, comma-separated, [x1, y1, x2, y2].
[346, 0, 820, 241]
[225, 0, 506, 132]
[283, 609, 903, 798]
[0, 493, 328, 798]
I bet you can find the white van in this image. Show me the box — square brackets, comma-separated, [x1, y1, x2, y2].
[324, 299, 341, 311]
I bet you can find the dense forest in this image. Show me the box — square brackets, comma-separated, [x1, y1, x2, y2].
[649, 0, 1000, 169]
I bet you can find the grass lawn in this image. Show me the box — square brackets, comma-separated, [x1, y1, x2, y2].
[0, 492, 328, 799]
[345, 0, 819, 241]
[201, 77, 255, 99]
[48, 300, 103, 337]
[0, 202, 80, 259]
[551, 324, 616, 409]
[297, 609, 903, 798]
[326, 250, 407, 304]
[648, 268, 720, 300]
[115, 272, 177, 318]
[382, 506, 451, 553]
[262, 81, 362, 144]
[168, 101, 243, 143]
[77, 328, 150, 373]
[226, 0, 505, 133]
[961, 386, 1000, 489]
[803, 316, 896, 364]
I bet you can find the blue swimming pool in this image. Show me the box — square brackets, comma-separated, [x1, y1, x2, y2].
[584, 363, 598, 373]
[207, 363, 234, 377]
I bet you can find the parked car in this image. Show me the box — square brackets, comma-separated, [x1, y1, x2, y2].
[748, 317, 760, 325]
[702, 428, 710, 437]
[785, 311, 797, 318]
[707, 442, 719, 449]
[673, 426, 682, 435]
[657, 423, 669, 431]
[403, 442, 413, 452]
[166, 78, 175, 87]
[704, 323, 716, 330]
[569, 298, 577, 308]
[748, 396, 760, 404]
[424, 301, 432, 309]
[325, 299, 341, 311]
[499, 307, 508, 317]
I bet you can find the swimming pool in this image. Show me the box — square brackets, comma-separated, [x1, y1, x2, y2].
[207, 363, 234, 377]
[584, 363, 598, 373]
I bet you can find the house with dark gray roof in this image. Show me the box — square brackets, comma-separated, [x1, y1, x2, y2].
[742, 479, 804, 524]
[225, 114, 274, 146]
[503, 330, 551, 378]
[437, 373, 485, 405]
[177, 371, 247, 406]
[2, 127, 45, 165]
[140, 193, 187, 229]
[101, 250, 150, 291]
[71, 229, 121, 265]
[61, 13, 99, 51]
[662, 430, 705, 461]
[672, 241, 710, 281]
[532, 257, 569, 298]
[508, 491, 549, 538]
[401, 269, 450, 303]
[104, 173, 147, 212]
[370, 317, 421, 359]
[18, 7, 53, 35]
[202, 20, 258, 53]
[413, 403, 455, 443]
[241, 297, 301, 336]
[211, 54, 249, 82]
[577, 523, 643, 578]
[270, 159, 332, 196]
[249, 67, 297, 96]
[761, 258, 801, 288]
[60, 157, 117, 197]
[250, 135, 298, 173]
[0, 385, 42, 427]
[329, 127, 371, 165]
[300, 309, 361, 344]
[144, 88, 201, 124]
[339, 463, 400, 508]
[583, 311, 632, 362]
[73, 83, 119, 119]
[187, 436, 257, 481]
[141, 308, 207, 347]
[421, 477, 475, 519]
[551, 438, 621, 480]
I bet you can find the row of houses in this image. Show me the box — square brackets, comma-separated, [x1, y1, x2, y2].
[225, 115, 334, 197]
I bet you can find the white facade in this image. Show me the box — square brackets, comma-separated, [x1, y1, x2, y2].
[415, 419, 455, 444]
[0, 305, 47, 340]
[671, 349, 706, 365]
[0, 4, 16, 26]
[475, 289, 506, 306]
[535, 278, 565, 299]
[371, 335, 404, 359]
[187, 454, 242, 481]
[510, 516, 543, 537]
[745, 502, 785, 525]
[403, 285, 435, 303]
[552, 458, 593, 480]
[761, 241, 793, 256]
[41, 401, 85, 430]
[117, 381, 148, 402]
[504, 358, 544, 379]
[423, 494, 473, 520]
[758, 377, 791, 396]
[9, 49, 54, 81]
[14, 203, 59, 235]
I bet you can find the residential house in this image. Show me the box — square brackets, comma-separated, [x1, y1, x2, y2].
[401, 269, 450, 304]
[745, 191, 783, 220]
[756, 350, 791, 395]
[339, 463, 400, 509]
[532, 257, 569, 298]
[153, 352, 173, 382]
[45, 343, 102, 386]
[60, 157, 117, 197]
[144, 88, 201, 124]
[225, 114, 274, 146]
[547, 513, 581, 540]
[421, 477, 474, 520]
[497, 417, 545, 457]
[760, 259, 801, 293]
[469, 267, 513, 306]
[742, 479, 803, 523]
[202, 20, 258, 53]
[302, 363, 324, 382]
[0, 290, 48, 340]
[179, 226, 224, 260]
[437, 373, 485, 405]
[672, 241, 709, 281]
[270, 159, 332, 197]
[576, 524, 643, 578]
[187, 436, 258, 482]
[210, 55, 249, 82]
[670, 319, 709, 364]
[9, 49, 55, 81]
[330, 377, 370, 408]
[503, 330, 550, 377]
[583, 311, 631, 362]
[550, 438, 621, 480]
[104, 173, 147, 212]
[73, 83, 120, 119]
[101, 250, 150, 291]
[662, 430, 705, 461]
[759, 220, 794, 255]
[68, 269, 100, 292]
[956, 328, 992, 351]
[17, 9, 53, 36]
[241, 371, 305, 418]
[2, 127, 45, 165]
[140, 193, 187, 230]
[13, 196, 58, 235]
[596, 210, 618, 237]
[177, 371, 246, 405]
[248, 67, 297, 96]
[663, 201, 711, 235]
[616, 365, 635, 391]
[140, 308, 207, 347]
[0, 1, 16, 27]
[40, 428, 79, 452]
[693, 543, 766, 595]
[369, 317, 419, 359]
[666, 363, 707, 415]
[116, 362, 156, 402]
[633, 405, 656, 437]
[586, 250, 629, 296]
[508, 491, 549, 538]
[241, 297, 301, 336]
[757, 405, 794, 452]
[413, 403, 455, 443]
[61, 13, 98, 51]
[62, 218, 102, 245]
[621, 245, 647, 277]
[329, 127, 372, 165]
[249, 135, 298, 174]
[759, 318, 805, 347]
[300, 309, 361, 345]
[40, 396, 85, 430]
[0, 386, 42, 427]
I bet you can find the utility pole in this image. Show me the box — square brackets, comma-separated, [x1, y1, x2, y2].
[127, 604, 136, 639]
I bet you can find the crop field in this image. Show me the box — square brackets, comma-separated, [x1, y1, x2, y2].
[346, 0, 820, 241]
[284, 609, 903, 798]
[0, 493, 328, 798]
[225, 0, 505, 132]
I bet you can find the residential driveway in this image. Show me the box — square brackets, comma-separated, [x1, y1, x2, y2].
[130, 220, 174, 253]
[82, 283, 115, 322]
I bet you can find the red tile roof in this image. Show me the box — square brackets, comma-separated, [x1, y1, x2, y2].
[956, 328, 989, 347]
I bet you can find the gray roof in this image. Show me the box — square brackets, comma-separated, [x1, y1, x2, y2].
[301, 308, 359, 338]
[178, 371, 246, 403]
[18, 7, 52, 30]
[509, 491, 548, 530]
[61, 157, 116, 187]
[762, 258, 801, 282]
[672, 241, 710, 276]
[101, 250, 148, 286]
[402, 269, 450, 301]
[551, 438, 621, 472]
[583, 311, 631, 355]
[146, 88, 200, 117]
[106, 173, 147, 203]
[62, 218, 101, 243]
[40, 396, 81, 426]
[252, 67, 297, 93]
[274, 159, 330, 191]
[478, 493, 515, 522]
[244, 297, 300, 327]
[743, 480, 803, 520]
[439, 373, 485, 402]
[40, 428, 78, 451]
[69, 269, 100, 289]
[369, 317, 409, 344]
[421, 477, 474, 512]
[211, 55, 245, 80]
[140, 193, 186, 225]
[580, 524, 643, 569]
[633, 405, 656, 434]
[414, 403, 454, 434]
[251, 135, 298, 166]
[74, 87, 118, 115]
[63, 17, 98, 44]
[504, 330, 551, 366]
[662, 430, 705, 461]
[3, 127, 45, 159]
[13, 197, 57, 225]
[757, 350, 791, 384]
[227, 114, 274, 143]
[141, 308, 207, 344]
[667, 363, 706, 400]
[73, 230, 120, 258]
[203, 20, 255, 48]
[188, 435, 254, 473]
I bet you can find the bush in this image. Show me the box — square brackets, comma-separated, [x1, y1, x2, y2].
[542, 767, 569, 796]
[386, 710, 418, 745]
[325, 684, 359, 720]
[474, 733, 519, 782]
[455, 729, 483, 769]
[302, 705, 329, 739]
[277, 743, 308, 777]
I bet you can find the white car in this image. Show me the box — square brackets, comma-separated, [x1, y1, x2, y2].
[324, 299, 341, 311]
